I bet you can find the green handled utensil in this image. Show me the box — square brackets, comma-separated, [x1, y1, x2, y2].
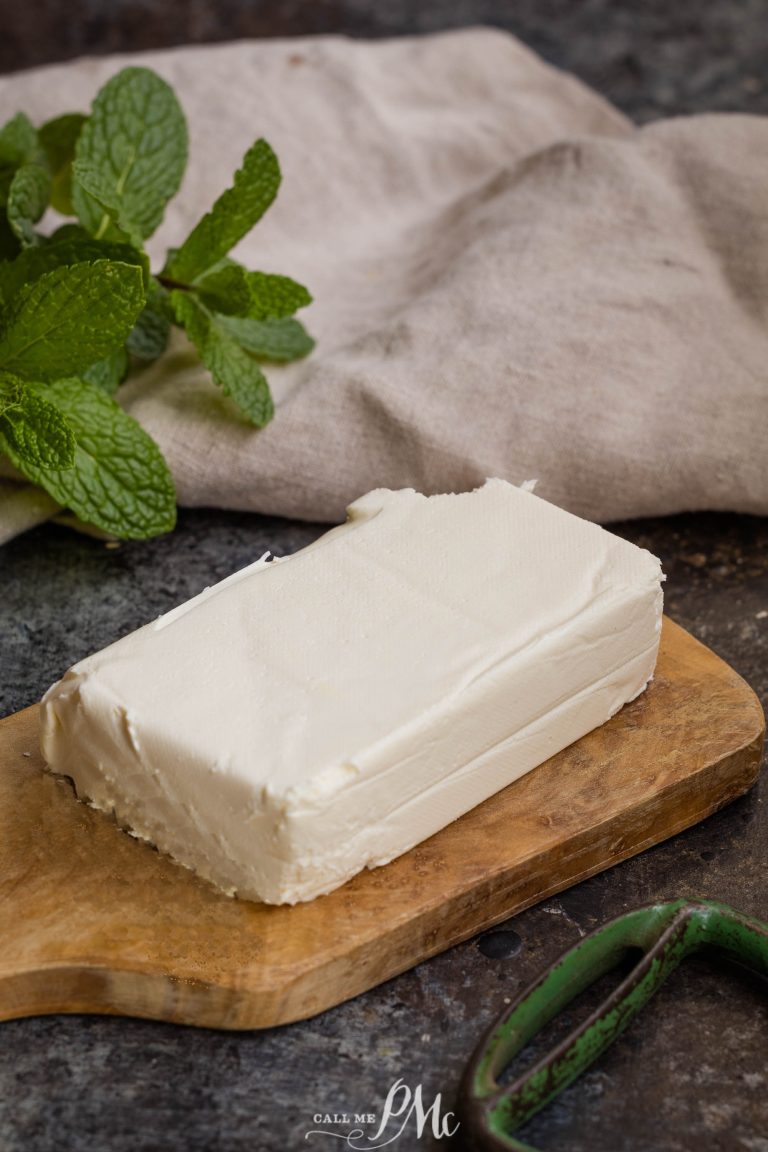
[461, 899, 768, 1152]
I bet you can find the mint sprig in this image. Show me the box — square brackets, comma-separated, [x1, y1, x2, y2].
[0, 66, 313, 540]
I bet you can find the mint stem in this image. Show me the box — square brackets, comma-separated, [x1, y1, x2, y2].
[156, 274, 190, 292]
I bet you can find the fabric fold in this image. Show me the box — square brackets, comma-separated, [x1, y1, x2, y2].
[0, 29, 765, 529]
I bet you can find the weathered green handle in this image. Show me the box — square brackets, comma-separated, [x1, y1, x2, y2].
[461, 899, 768, 1152]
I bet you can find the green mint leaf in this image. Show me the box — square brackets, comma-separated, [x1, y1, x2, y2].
[0, 113, 49, 247]
[71, 163, 144, 247]
[194, 264, 252, 315]
[39, 113, 87, 216]
[126, 309, 170, 360]
[194, 265, 311, 321]
[126, 279, 171, 360]
[72, 66, 188, 244]
[0, 375, 75, 469]
[167, 139, 280, 283]
[0, 113, 37, 167]
[0, 259, 145, 381]
[0, 373, 21, 416]
[0, 237, 147, 307]
[81, 346, 129, 394]
[7, 162, 51, 246]
[172, 291, 274, 426]
[217, 315, 315, 362]
[1, 377, 176, 538]
[46, 222, 92, 244]
[244, 271, 311, 319]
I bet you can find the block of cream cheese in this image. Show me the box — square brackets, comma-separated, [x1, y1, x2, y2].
[40, 480, 663, 904]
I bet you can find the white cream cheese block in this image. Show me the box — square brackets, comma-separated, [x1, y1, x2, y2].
[40, 480, 664, 905]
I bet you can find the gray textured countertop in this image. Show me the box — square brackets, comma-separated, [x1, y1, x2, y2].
[1, 4, 767, 1150]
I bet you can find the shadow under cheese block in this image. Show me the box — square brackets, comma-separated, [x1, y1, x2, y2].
[39, 480, 663, 905]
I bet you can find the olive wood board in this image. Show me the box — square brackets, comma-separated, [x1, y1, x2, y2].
[0, 618, 763, 1030]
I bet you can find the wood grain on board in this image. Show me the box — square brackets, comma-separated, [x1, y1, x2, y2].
[0, 618, 763, 1029]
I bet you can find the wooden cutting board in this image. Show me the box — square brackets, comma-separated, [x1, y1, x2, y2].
[0, 618, 763, 1030]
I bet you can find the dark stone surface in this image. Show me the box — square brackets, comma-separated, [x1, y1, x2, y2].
[1, 4, 767, 1150]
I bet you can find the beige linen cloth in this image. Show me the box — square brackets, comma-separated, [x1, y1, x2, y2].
[1, 27, 766, 533]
